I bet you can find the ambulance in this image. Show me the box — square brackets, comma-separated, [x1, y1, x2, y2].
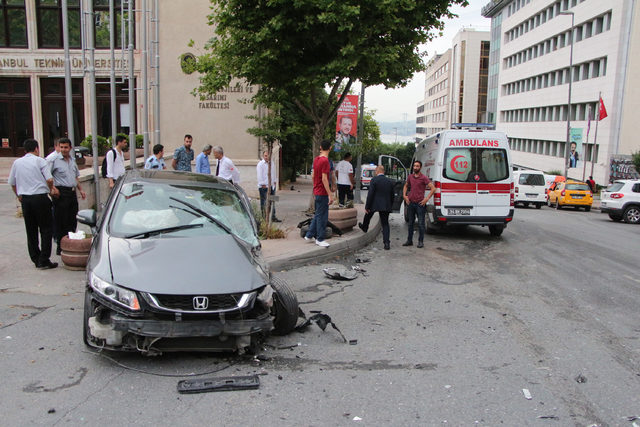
[382, 124, 514, 236]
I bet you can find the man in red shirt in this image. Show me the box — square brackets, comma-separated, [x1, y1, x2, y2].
[402, 160, 435, 248]
[304, 139, 334, 247]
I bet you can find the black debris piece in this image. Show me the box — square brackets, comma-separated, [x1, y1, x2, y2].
[47, 408, 56, 414]
[295, 310, 347, 343]
[323, 267, 358, 280]
[537, 415, 559, 420]
[355, 257, 371, 263]
[575, 374, 587, 383]
[177, 375, 260, 394]
[349, 339, 358, 345]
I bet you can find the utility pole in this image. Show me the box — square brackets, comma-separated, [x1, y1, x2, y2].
[128, 0, 136, 169]
[86, 0, 100, 210]
[353, 83, 365, 204]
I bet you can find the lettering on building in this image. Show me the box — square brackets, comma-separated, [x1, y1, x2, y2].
[0, 57, 128, 70]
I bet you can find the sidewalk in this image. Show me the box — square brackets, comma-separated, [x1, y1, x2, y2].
[260, 176, 380, 271]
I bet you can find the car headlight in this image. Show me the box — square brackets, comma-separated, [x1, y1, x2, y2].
[89, 272, 141, 311]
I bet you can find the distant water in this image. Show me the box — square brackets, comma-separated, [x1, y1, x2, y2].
[380, 133, 418, 144]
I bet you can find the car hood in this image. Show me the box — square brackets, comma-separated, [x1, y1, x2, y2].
[108, 235, 266, 294]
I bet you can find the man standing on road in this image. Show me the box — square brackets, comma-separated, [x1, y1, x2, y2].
[144, 144, 166, 170]
[304, 139, 334, 247]
[106, 135, 127, 189]
[213, 146, 240, 184]
[195, 144, 212, 174]
[49, 138, 86, 255]
[358, 165, 394, 250]
[336, 152, 355, 207]
[9, 139, 58, 269]
[257, 150, 281, 222]
[402, 160, 435, 248]
[172, 134, 194, 172]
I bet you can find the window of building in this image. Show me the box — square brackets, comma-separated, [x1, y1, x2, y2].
[36, 0, 125, 49]
[0, 0, 27, 47]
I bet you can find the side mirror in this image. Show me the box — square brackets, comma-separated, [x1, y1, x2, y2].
[77, 209, 97, 227]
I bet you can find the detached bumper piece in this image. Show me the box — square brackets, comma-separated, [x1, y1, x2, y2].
[177, 375, 260, 394]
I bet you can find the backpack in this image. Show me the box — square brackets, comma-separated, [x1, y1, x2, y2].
[101, 148, 116, 178]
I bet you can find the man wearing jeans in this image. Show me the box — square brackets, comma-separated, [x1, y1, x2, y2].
[304, 139, 334, 247]
[402, 160, 435, 248]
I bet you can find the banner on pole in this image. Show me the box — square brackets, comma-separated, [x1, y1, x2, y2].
[599, 96, 608, 120]
[335, 94, 359, 152]
[569, 128, 582, 168]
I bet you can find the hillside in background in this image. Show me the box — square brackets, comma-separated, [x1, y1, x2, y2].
[377, 121, 416, 136]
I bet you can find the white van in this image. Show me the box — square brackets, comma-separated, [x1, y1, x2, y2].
[513, 170, 546, 209]
[381, 125, 514, 236]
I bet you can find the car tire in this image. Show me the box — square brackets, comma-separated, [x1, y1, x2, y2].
[585, 206, 591, 212]
[489, 225, 504, 237]
[535, 203, 542, 209]
[299, 225, 333, 239]
[623, 205, 640, 224]
[523, 202, 529, 208]
[270, 276, 299, 335]
[608, 213, 622, 222]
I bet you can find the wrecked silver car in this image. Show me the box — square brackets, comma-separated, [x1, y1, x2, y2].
[77, 170, 298, 355]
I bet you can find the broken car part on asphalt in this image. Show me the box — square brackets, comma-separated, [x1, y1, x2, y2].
[177, 375, 260, 394]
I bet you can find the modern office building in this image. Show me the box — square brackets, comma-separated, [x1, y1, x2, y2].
[0, 1, 265, 190]
[417, 29, 490, 139]
[482, 0, 639, 183]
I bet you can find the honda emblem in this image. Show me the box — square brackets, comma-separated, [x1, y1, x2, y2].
[193, 296, 208, 310]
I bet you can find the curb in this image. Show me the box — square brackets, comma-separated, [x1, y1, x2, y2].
[266, 217, 382, 271]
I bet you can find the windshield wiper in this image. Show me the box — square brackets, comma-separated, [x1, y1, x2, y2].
[124, 223, 203, 239]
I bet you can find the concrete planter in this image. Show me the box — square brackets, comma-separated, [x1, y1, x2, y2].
[60, 236, 92, 270]
[328, 207, 358, 232]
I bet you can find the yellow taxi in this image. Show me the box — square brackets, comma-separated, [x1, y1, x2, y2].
[547, 180, 593, 211]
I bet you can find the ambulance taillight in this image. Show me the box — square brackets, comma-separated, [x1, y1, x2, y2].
[510, 182, 514, 207]
[434, 181, 441, 206]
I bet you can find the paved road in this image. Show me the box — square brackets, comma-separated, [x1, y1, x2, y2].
[1, 198, 639, 425]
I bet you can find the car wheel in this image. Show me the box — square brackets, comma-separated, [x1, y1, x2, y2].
[523, 202, 529, 208]
[270, 276, 299, 335]
[585, 206, 591, 212]
[608, 213, 622, 222]
[623, 205, 640, 224]
[535, 203, 542, 209]
[489, 225, 504, 237]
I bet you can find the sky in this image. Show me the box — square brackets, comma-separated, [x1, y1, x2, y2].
[366, 0, 491, 124]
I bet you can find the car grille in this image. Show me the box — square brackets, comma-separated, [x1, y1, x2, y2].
[149, 292, 247, 312]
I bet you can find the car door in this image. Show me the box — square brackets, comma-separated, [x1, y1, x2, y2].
[378, 155, 407, 213]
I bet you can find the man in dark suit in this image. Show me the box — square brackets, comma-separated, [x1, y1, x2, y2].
[358, 165, 394, 250]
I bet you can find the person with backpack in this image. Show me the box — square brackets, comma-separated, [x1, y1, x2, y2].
[104, 135, 127, 188]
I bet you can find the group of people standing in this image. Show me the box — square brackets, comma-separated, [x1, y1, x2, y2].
[9, 138, 86, 270]
[304, 139, 436, 250]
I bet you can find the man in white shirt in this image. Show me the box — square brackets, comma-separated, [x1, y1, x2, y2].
[106, 135, 128, 188]
[256, 150, 281, 222]
[213, 146, 240, 184]
[9, 139, 58, 269]
[336, 152, 355, 207]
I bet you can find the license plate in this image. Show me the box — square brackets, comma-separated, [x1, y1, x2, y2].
[449, 208, 470, 215]
[525, 193, 537, 197]
[572, 194, 584, 199]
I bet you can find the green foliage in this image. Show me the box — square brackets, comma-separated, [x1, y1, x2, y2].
[81, 133, 142, 156]
[632, 151, 640, 174]
[191, 0, 467, 149]
[546, 170, 563, 176]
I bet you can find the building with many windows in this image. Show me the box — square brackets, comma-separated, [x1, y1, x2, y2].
[417, 28, 490, 139]
[482, 0, 639, 183]
[0, 1, 264, 190]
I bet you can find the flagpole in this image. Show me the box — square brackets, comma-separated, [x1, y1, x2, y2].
[582, 105, 591, 181]
[590, 92, 601, 180]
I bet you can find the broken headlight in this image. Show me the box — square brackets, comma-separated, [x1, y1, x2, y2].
[89, 272, 141, 311]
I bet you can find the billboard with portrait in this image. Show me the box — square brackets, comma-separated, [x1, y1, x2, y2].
[335, 94, 359, 152]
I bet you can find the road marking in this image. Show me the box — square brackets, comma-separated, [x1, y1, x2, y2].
[624, 274, 640, 284]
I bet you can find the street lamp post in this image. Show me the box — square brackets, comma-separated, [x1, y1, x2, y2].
[560, 10, 575, 179]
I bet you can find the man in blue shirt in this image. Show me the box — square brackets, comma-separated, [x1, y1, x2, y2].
[195, 144, 212, 174]
[144, 144, 166, 171]
[172, 134, 194, 171]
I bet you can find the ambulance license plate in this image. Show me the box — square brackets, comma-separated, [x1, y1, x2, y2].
[525, 193, 536, 197]
[449, 208, 470, 215]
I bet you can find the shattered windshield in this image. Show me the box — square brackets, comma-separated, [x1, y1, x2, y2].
[108, 182, 259, 246]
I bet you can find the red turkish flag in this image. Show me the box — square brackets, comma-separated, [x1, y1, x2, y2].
[598, 96, 608, 120]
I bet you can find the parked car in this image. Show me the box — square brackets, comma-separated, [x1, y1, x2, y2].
[513, 170, 546, 209]
[77, 169, 299, 355]
[600, 179, 640, 223]
[547, 180, 593, 211]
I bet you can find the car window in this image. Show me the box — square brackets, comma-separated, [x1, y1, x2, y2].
[108, 182, 259, 246]
[632, 183, 640, 193]
[606, 182, 625, 192]
[565, 183, 590, 191]
[444, 148, 509, 182]
[519, 173, 545, 186]
[363, 169, 376, 178]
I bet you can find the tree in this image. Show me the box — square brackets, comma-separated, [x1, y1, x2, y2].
[190, 0, 467, 154]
